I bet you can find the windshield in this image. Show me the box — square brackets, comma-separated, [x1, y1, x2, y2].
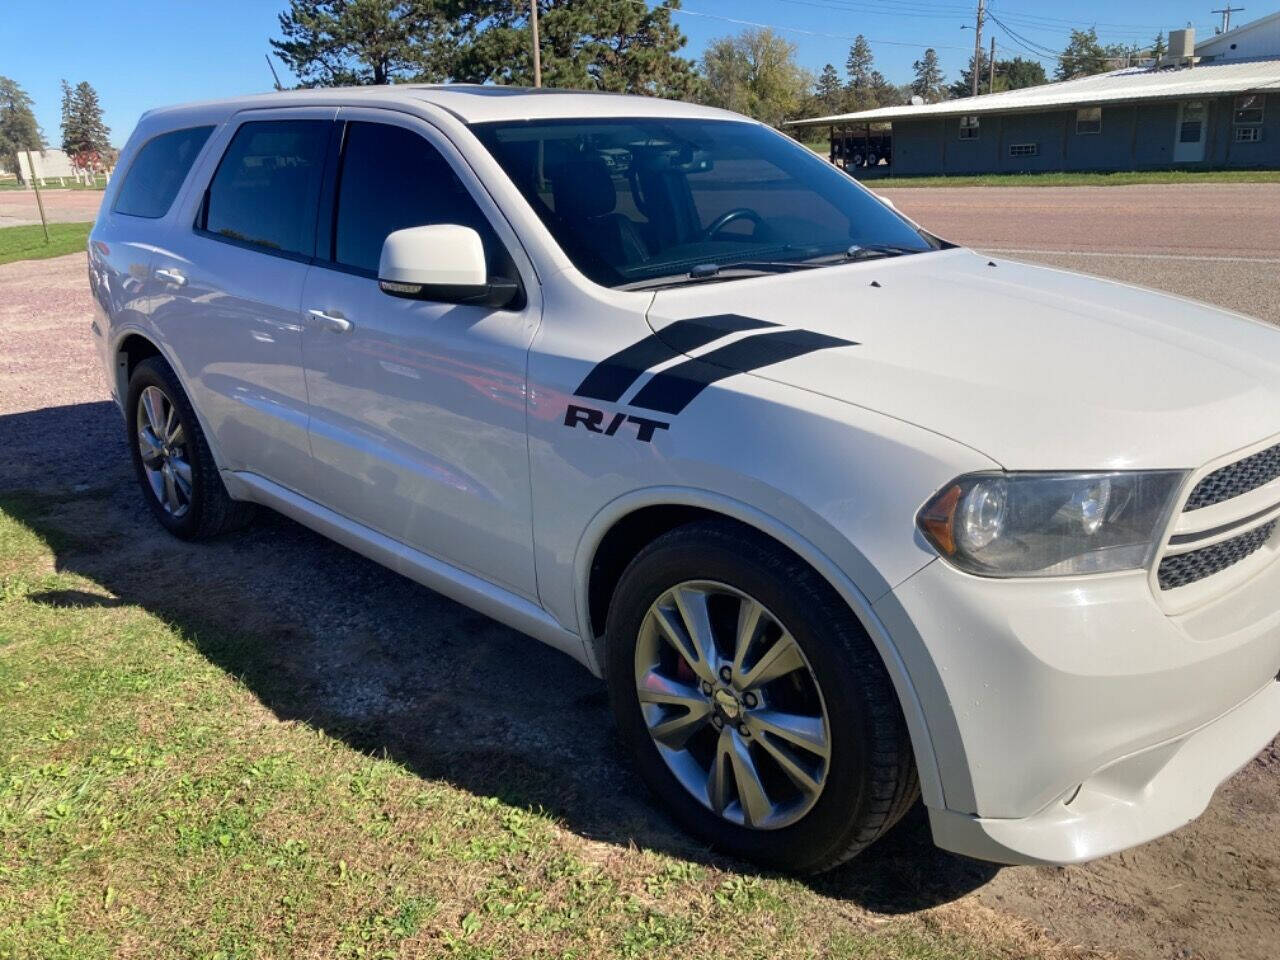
[471, 118, 937, 289]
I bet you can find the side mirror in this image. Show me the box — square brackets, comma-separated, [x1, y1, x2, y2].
[378, 224, 519, 309]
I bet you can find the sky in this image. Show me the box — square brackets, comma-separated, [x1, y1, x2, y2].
[2, 0, 1240, 148]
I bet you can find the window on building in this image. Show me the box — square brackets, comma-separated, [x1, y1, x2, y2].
[1008, 143, 1039, 157]
[959, 115, 980, 140]
[199, 120, 330, 259]
[1235, 126, 1263, 143]
[1075, 107, 1102, 135]
[1234, 94, 1265, 125]
[113, 126, 214, 219]
[329, 121, 509, 278]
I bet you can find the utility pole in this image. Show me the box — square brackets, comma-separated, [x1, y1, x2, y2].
[24, 149, 49, 243]
[988, 35, 996, 94]
[530, 0, 542, 87]
[971, 0, 985, 97]
[1211, 6, 1244, 33]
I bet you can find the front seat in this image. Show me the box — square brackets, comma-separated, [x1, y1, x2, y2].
[551, 158, 650, 270]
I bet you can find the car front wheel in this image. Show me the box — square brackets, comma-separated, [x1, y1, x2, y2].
[605, 519, 919, 874]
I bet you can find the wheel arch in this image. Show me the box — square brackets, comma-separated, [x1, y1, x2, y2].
[573, 485, 945, 808]
[112, 328, 232, 481]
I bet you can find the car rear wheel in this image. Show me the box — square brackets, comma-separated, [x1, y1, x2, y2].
[126, 356, 254, 540]
[605, 519, 919, 874]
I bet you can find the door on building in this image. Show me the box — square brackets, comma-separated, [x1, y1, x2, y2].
[1174, 101, 1207, 162]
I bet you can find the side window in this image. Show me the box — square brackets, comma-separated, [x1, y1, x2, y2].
[113, 126, 214, 219]
[330, 121, 512, 278]
[199, 119, 330, 258]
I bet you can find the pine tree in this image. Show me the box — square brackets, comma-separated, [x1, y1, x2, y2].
[60, 80, 111, 174]
[910, 48, 944, 103]
[845, 35, 874, 94]
[271, 0, 450, 86]
[1150, 32, 1166, 60]
[815, 63, 843, 111]
[450, 0, 700, 99]
[0, 76, 44, 182]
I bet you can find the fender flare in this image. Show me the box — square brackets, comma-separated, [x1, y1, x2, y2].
[572, 484, 945, 808]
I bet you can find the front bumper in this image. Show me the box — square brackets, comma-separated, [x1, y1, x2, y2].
[873, 553, 1280, 866]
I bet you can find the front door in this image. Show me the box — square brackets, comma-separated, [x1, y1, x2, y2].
[300, 109, 541, 599]
[1174, 100, 1207, 162]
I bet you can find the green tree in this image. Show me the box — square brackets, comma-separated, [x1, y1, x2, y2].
[0, 76, 44, 182]
[60, 80, 112, 171]
[270, 0, 449, 86]
[844, 34, 876, 106]
[815, 62, 843, 111]
[449, 0, 699, 98]
[947, 50, 990, 98]
[1150, 31, 1166, 60]
[910, 48, 944, 103]
[1056, 28, 1110, 80]
[700, 28, 810, 128]
[1001, 56, 1047, 89]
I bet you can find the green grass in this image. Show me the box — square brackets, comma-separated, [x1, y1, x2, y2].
[0, 497, 1045, 960]
[858, 169, 1280, 187]
[0, 177, 107, 191]
[0, 223, 92, 266]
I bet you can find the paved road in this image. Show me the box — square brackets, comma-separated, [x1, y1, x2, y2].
[879, 183, 1280, 328]
[0, 188, 102, 228]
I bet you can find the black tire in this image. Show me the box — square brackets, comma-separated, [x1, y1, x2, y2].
[126, 356, 255, 540]
[605, 519, 918, 874]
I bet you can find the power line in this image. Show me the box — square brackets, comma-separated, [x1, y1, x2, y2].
[650, 1, 974, 50]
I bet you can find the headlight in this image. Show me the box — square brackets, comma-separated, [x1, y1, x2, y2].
[917, 471, 1187, 577]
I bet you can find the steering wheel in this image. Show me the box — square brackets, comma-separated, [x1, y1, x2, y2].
[703, 207, 765, 240]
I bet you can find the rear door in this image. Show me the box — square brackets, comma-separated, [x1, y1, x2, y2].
[1174, 100, 1208, 162]
[149, 108, 335, 495]
[299, 109, 541, 598]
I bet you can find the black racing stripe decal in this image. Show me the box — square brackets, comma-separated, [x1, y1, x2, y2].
[574, 313, 777, 403]
[628, 329, 857, 416]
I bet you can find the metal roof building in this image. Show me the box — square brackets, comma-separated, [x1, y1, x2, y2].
[789, 13, 1280, 175]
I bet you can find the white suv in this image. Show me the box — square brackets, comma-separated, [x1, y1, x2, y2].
[89, 85, 1280, 873]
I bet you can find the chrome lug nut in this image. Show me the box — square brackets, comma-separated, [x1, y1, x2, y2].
[718, 665, 732, 683]
[701, 680, 713, 696]
[742, 692, 758, 709]
[712, 715, 724, 729]
[737, 723, 750, 737]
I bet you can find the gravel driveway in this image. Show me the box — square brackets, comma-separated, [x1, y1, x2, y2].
[3, 187, 1279, 960]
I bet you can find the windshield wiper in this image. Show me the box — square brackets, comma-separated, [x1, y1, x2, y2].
[619, 260, 819, 292]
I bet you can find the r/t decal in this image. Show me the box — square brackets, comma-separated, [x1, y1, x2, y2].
[564, 404, 670, 442]
[563, 313, 856, 441]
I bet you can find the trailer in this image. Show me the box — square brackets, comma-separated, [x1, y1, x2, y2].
[830, 126, 892, 170]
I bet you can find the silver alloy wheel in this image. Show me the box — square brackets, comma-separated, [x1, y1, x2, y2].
[135, 385, 192, 518]
[634, 580, 832, 830]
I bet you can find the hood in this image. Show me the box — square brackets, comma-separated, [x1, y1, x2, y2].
[646, 248, 1280, 470]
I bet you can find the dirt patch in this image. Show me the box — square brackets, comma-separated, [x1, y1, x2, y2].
[2, 251, 1278, 960]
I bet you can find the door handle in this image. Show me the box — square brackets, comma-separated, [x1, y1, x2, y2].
[154, 267, 186, 287]
[307, 309, 353, 333]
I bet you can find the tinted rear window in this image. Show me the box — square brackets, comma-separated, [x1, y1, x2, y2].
[200, 119, 329, 258]
[113, 126, 214, 219]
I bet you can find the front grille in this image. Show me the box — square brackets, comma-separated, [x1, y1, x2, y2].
[1185, 441, 1280, 511]
[1158, 520, 1276, 590]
